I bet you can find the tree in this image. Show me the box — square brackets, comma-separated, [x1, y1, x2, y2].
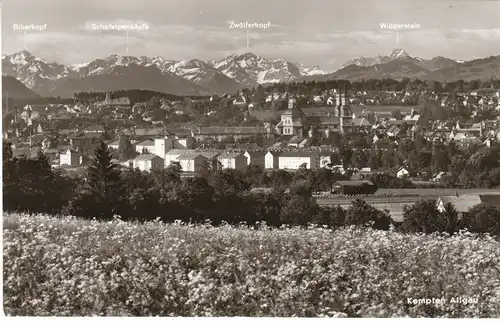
[3, 141, 13, 161]
[280, 193, 320, 226]
[391, 110, 403, 120]
[431, 149, 449, 173]
[313, 205, 346, 228]
[401, 200, 460, 234]
[247, 191, 282, 227]
[4, 151, 74, 214]
[66, 141, 122, 219]
[117, 135, 136, 161]
[344, 199, 392, 230]
[465, 204, 500, 236]
[175, 176, 214, 222]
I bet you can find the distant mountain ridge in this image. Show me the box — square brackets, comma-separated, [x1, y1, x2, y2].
[2, 51, 326, 98]
[2, 49, 498, 98]
[2, 75, 40, 100]
[304, 48, 498, 83]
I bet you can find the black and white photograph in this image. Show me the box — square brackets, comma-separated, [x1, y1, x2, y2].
[2, 0, 500, 317]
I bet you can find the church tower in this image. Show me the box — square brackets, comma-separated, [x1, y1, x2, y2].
[340, 86, 352, 134]
[105, 91, 112, 105]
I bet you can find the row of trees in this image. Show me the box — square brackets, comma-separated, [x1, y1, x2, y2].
[4, 141, 500, 236]
[256, 78, 500, 97]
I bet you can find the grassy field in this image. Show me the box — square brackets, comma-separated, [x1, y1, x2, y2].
[316, 196, 436, 204]
[4, 213, 500, 317]
[376, 189, 500, 196]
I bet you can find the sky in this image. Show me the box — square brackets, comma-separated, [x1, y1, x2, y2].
[2, 0, 500, 71]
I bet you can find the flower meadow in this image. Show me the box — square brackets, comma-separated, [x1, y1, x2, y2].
[3, 213, 500, 317]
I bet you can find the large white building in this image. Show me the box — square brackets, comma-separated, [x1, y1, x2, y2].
[177, 154, 207, 172]
[132, 155, 164, 172]
[102, 92, 131, 107]
[59, 149, 80, 166]
[164, 149, 220, 169]
[278, 151, 320, 170]
[265, 150, 281, 169]
[154, 136, 195, 166]
[217, 152, 247, 170]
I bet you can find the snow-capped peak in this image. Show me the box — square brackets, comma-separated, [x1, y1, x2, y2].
[389, 48, 411, 59]
[297, 63, 326, 76]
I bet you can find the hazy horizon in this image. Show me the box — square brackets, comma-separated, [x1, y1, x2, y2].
[2, 0, 500, 71]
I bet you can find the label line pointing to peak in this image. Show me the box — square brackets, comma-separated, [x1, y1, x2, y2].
[126, 30, 129, 53]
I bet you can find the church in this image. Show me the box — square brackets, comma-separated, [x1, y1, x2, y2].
[100, 92, 131, 107]
[276, 87, 356, 139]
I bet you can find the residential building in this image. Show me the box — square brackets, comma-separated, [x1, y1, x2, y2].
[276, 98, 305, 137]
[133, 155, 164, 172]
[217, 152, 247, 170]
[191, 125, 272, 142]
[278, 151, 320, 170]
[318, 151, 334, 168]
[265, 150, 281, 169]
[69, 132, 103, 153]
[135, 139, 155, 154]
[244, 150, 266, 167]
[178, 154, 208, 172]
[397, 167, 409, 178]
[60, 149, 80, 166]
[154, 136, 177, 158]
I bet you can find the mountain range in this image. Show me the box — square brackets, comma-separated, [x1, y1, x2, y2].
[303, 49, 499, 83]
[2, 51, 326, 98]
[2, 49, 499, 99]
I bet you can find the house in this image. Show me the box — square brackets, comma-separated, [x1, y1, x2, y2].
[164, 149, 197, 166]
[397, 167, 409, 178]
[135, 139, 155, 154]
[276, 98, 305, 137]
[298, 138, 311, 148]
[164, 149, 220, 169]
[386, 125, 401, 137]
[432, 171, 449, 183]
[153, 136, 177, 158]
[217, 152, 247, 170]
[59, 149, 80, 166]
[265, 150, 281, 169]
[191, 126, 271, 142]
[287, 136, 305, 147]
[244, 150, 266, 167]
[278, 151, 319, 170]
[232, 94, 248, 107]
[332, 180, 378, 194]
[132, 154, 164, 172]
[107, 139, 120, 150]
[319, 151, 335, 168]
[83, 124, 107, 134]
[69, 132, 103, 153]
[178, 154, 208, 172]
[43, 148, 59, 162]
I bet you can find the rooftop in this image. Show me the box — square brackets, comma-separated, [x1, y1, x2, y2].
[134, 154, 162, 161]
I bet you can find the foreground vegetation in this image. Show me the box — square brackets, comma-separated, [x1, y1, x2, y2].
[4, 213, 500, 317]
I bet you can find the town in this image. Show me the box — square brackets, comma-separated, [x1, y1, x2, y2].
[4, 79, 500, 221]
[4, 0, 500, 317]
